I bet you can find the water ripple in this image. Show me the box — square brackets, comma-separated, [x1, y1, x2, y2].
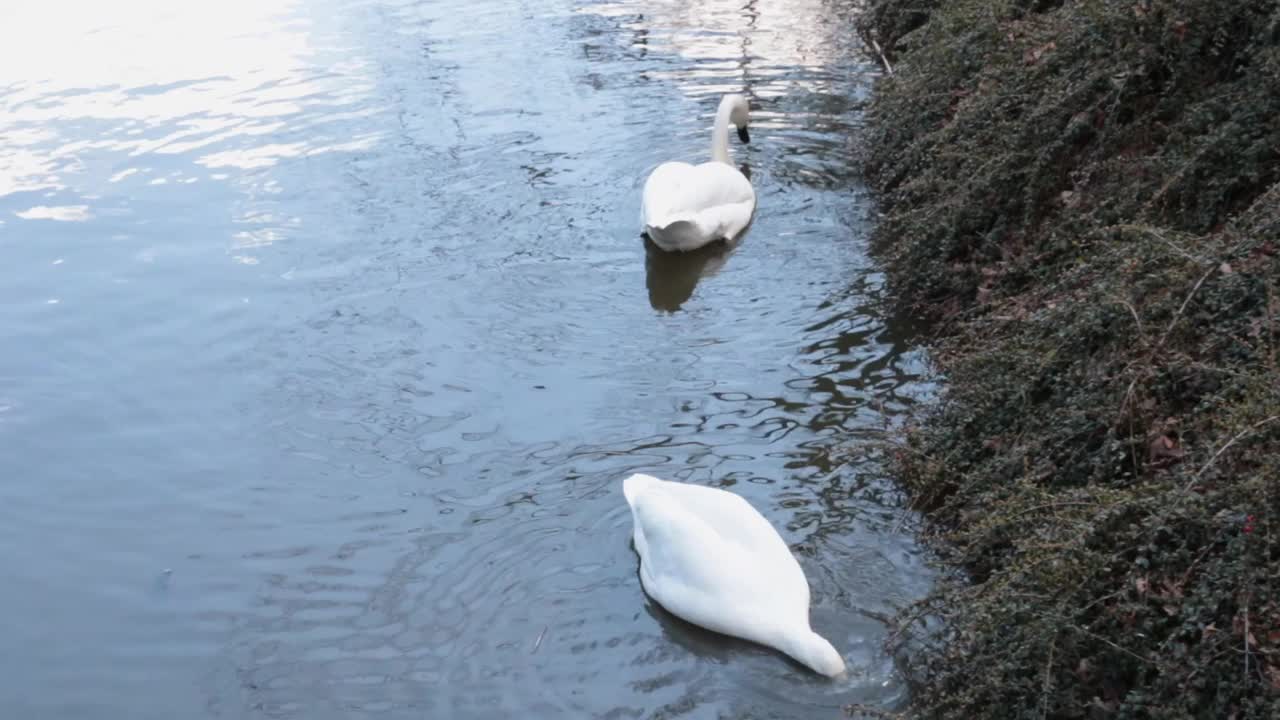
[3, 0, 933, 718]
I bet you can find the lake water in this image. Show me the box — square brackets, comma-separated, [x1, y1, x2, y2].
[0, 1, 935, 717]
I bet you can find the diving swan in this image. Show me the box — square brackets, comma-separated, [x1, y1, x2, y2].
[622, 472, 846, 677]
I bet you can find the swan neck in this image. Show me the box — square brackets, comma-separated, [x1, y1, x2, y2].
[711, 98, 734, 164]
[778, 628, 846, 677]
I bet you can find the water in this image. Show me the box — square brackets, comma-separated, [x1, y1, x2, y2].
[0, 1, 936, 717]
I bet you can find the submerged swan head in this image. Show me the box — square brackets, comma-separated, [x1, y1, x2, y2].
[783, 628, 847, 678]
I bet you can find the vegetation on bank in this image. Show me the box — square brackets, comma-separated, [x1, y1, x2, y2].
[855, 0, 1280, 717]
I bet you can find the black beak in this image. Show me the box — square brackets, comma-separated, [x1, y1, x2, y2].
[737, 126, 750, 144]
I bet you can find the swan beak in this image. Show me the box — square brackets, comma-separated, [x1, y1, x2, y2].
[737, 126, 750, 144]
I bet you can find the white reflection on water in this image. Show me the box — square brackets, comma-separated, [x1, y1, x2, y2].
[14, 204, 92, 221]
[578, 0, 870, 193]
[584, 0, 864, 99]
[0, 0, 380, 245]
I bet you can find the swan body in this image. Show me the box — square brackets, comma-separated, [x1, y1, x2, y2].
[642, 94, 756, 252]
[622, 473, 846, 677]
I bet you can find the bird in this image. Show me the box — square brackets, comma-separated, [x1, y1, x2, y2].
[641, 94, 756, 252]
[622, 472, 845, 677]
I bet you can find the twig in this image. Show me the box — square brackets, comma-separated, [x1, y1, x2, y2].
[1243, 596, 1251, 682]
[1069, 624, 1164, 668]
[1177, 541, 1217, 589]
[1078, 588, 1127, 616]
[885, 602, 938, 647]
[870, 38, 894, 76]
[1114, 299, 1146, 340]
[1115, 224, 1208, 265]
[1003, 500, 1098, 524]
[844, 703, 904, 719]
[891, 508, 913, 535]
[1126, 377, 1143, 479]
[1268, 280, 1277, 371]
[1187, 415, 1280, 490]
[1117, 370, 1142, 417]
[1157, 264, 1217, 350]
[1185, 644, 1235, 685]
[1039, 635, 1057, 720]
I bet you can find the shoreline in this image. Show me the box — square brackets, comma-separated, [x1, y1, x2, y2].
[855, 1, 1280, 716]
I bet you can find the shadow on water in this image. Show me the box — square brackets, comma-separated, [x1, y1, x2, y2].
[643, 236, 738, 312]
[0, 0, 938, 719]
[641, 596, 756, 666]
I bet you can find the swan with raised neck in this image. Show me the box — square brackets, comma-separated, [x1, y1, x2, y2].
[710, 93, 751, 164]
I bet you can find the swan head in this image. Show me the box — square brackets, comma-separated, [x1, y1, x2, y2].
[784, 629, 846, 678]
[722, 93, 751, 143]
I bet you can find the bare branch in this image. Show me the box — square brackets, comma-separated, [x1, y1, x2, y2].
[1187, 415, 1280, 490]
[871, 38, 895, 76]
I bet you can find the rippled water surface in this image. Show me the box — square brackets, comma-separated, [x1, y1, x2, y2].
[0, 1, 936, 717]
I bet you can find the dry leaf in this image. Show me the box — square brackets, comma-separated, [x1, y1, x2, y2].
[1148, 434, 1185, 466]
[1219, 262, 1234, 275]
[1158, 578, 1185, 600]
[1024, 41, 1056, 65]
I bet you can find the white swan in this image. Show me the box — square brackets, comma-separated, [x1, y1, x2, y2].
[641, 94, 756, 252]
[622, 473, 846, 677]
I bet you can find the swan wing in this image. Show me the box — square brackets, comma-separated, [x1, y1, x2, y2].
[642, 161, 756, 249]
[626, 481, 806, 641]
[653, 480, 796, 558]
[641, 161, 694, 226]
[623, 475, 807, 602]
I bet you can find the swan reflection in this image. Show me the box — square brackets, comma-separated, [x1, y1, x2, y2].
[643, 235, 739, 312]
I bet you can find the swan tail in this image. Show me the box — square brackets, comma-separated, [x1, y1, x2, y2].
[644, 219, 707, 253]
